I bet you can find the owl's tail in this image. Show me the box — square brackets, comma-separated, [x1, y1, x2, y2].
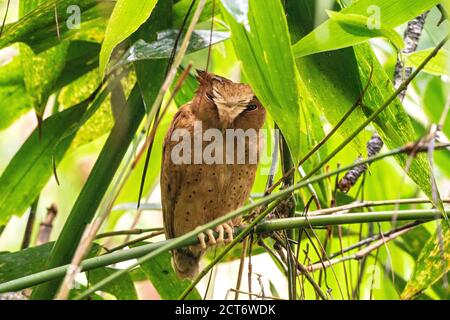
[172, 248, 201, 279]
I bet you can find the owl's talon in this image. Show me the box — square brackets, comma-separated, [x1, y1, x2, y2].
[197, 232, 207, 249]
[206, 229, 216, 245]
[223, 222, 234, 243]
[215, 225, 225, 244]
[196, 224, 235, 249]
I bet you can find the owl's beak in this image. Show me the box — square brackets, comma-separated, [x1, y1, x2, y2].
[217, 108, 232, 129]
[217, 104, 245, 130]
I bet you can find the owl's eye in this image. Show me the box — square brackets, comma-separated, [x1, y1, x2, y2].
[245, 104, 257, 111]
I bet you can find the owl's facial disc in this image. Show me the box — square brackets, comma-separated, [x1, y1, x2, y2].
[211, 83, 254, 128]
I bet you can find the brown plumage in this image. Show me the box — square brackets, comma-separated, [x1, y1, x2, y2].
[161, 70, 266, 279]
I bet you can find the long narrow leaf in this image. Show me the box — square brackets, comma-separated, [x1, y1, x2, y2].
[401, 223, 449, 299]
[293, 0, 440, 57]
[0, 102, 87, 225]
[99, 0, 158, 76]
[221, 0, 302, 162]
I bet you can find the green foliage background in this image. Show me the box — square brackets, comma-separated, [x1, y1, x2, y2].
[0, 0, 448, 300]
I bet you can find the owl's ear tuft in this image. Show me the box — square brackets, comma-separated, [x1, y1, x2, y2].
[196, 69, 226, 85]
[195, 69, 212, 84]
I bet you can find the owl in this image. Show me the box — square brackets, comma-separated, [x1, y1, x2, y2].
[161, 70, 266, 279]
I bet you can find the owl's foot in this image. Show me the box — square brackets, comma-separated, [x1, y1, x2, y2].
[215, 222, 234, 244]
[196, 222, 234, 249]
[197, 229, 215, 249]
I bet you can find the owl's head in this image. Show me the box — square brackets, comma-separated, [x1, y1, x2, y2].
[193, 70, 266, 130]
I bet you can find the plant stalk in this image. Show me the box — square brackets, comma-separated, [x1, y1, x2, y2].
[0, 209, 445, 294]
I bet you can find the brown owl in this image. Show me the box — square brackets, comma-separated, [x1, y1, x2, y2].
[161, 70, 266, 279]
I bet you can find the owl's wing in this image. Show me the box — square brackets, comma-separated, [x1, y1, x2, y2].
[161, 104, 194, 239]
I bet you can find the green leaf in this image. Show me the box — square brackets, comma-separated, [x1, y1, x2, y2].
[401, 223, 449, 299]
[0, 0, 113, 52]
[129, 268, 148, 282]
[293, 0, 440, 57]
[88, 267, 138, 300]
[108, 104, 176, 230]
[30, 85, 146, 299]
[18, 0, 69, 120]
[118, 30, 229, 65]
[173, 0, 214, 27]
[19, 0, 45, 15]
[0, 243, 53, 283]
[423, 76, 450, 138]
[355, 43, 443, 213]
[138, 251, 201, 300]
[406, 48, 450, 76]
[104, 1, 172, 229]
[65, 72, 137, 150]
[131, 0, 172, 113]
[0, 41, 100, 131]
[99, 0, 158, 77]
[221, 0, 302, 162]
[49, 41, 101, 89]
[0, 55, 32, 130]
[173, 69, 199, 107]
[0, 101, 87, 225]
[286, 0, 364, 204]
[326, 10, 404, 51]
[396, 226, 432, 260]
[69, 284, 104, 300]
[20, 42, 70, 118]
[205, 242, 265, 262]
[0, 242, 100, 284]
[296, 48, 369, 155]
[70, 91, 114, 149]
[58, 69, 102, 109]
[409, 115, 450, 179]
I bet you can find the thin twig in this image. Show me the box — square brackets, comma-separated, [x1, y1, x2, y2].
[128, 64, 193, 243]
[341, 12, 430, 194]
[177, 200, 285, 300]
[95, 227, 163, 239]
[228, 289, 283, 301]
[1, 209, 446, 294]
[21, 197, 39, 249]
[36, 204, 57, 246]
[107, 231, 165, 253]
[51, 139, 447, 298]
[54, 3, 60, 40]
[247, 234, 254, 300]
[305, 226, 413, 272]
[203, 248, 217, 300]
[302, 197, 450, 217]
[234, 237, 248, 300]
[264, 127, 280, 195]
[137, 0, 205, 207]
[205, 0, 215, 71]
[71, 140, 450, 298]
[369, 246, 380, 300]
[265, 65, 374, 195]
[0, 0, 11, 38]
[55, 14, 202, 298]
[327, 221, 423, 259]
[337, 225, 351, 300]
